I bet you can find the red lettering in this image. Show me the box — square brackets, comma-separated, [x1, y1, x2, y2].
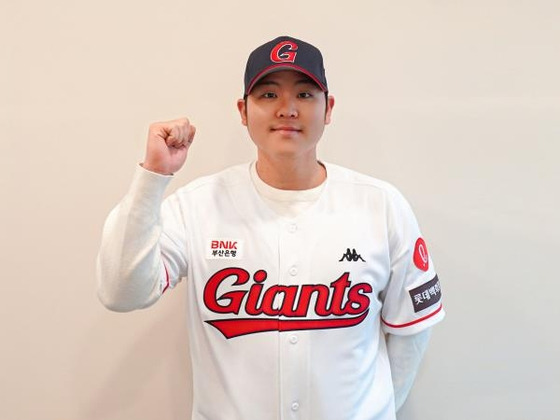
[203, 267, 250, 314]
[329, 273, 352, 315]
[270, 41, 298, 63]
[204, 269, 373, 336]
[344, 283, 373, 315]
[261, 286, 281, 316]
[245, 283, 264, 315]
[244, 270, 266, 315]
[297, 284, 331, 317]
[277, 286, 300, 317]
[211, 240, 238, 250]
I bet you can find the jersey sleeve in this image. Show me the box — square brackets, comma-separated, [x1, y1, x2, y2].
[159, 192, 190, 290]
[380, 187, 444, 335]
[96, 165, 188, 312]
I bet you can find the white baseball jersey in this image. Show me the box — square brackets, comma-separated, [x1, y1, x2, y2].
[97, 161, 444, 420]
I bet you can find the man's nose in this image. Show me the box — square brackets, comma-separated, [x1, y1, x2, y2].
[276, 97, 298, 118]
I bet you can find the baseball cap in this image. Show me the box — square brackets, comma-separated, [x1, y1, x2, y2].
[244, 35, 328, 95]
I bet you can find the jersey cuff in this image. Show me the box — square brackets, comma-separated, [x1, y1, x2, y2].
[128, 164, 173, 208]
[381, 304, 445, 336]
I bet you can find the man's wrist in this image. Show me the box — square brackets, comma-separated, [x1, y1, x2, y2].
[140, 162, 173, 176]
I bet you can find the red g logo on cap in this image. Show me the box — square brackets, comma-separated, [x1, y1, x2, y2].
[270, 41, 298, 63]
[413, 238, 430, 271]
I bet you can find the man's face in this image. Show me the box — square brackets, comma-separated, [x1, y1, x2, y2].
[237, 70, 334, 160]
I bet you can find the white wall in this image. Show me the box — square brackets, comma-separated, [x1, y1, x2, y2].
[2, 1, 559, 419]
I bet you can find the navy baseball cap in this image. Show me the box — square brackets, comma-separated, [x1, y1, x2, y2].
[244, 36, 328, 95]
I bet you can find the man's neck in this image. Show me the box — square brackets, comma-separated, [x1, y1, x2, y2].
[255, 153, 326, 190]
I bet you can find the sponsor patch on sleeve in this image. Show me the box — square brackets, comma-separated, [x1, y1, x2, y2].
[408, 275, 441, 313]
[413, 238, 430, 271]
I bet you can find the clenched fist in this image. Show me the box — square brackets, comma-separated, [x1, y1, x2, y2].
[142, 118, 196, 175]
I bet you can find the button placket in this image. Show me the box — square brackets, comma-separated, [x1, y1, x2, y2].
[279, 220, 307, 420]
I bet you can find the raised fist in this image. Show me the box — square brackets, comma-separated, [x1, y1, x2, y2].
[142, 118, 196, 175]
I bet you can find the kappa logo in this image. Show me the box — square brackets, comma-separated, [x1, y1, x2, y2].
[339, 248, 365, 262]
[270, 40, 298, 63]
[203, 267, 372, 339]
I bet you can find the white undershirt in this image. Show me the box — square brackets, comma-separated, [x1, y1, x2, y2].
[249, 161, 325, 218]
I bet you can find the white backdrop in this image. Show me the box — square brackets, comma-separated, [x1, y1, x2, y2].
[1, 1, 559, 419]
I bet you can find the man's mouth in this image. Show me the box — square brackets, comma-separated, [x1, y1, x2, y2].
[271, 126, 302, 133]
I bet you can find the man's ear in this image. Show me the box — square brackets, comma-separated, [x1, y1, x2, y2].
[324, 95, 335, 125]
[237, 99, 248, 126]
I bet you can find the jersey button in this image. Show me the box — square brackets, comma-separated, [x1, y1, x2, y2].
[291, 402, 300, 411]
[289, 266, 298, 276]
[288, 223, 297, 233]
[289, 335, 298, 344]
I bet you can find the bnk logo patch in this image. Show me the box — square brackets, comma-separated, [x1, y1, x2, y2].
[206, 239, 244, 259]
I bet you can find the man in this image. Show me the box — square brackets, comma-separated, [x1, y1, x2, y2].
[97, 35, 444, 420]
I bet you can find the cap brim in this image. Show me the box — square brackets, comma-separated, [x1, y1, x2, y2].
[245, 63, 328, 94]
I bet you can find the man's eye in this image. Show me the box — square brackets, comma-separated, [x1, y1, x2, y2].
[298, 92, 312, 98]
[262, 92, 277, 98]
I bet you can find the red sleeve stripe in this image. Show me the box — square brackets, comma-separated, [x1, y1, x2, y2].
[382, 303, 443, 329]
[161, 264, 170, 294]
